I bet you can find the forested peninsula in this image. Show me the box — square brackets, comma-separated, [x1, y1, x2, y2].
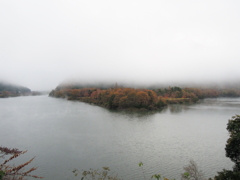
[49, 83, 240, 110]
[0, 82, 31, 98]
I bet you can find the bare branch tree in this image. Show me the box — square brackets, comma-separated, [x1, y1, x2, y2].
[181, 160, 205, 180]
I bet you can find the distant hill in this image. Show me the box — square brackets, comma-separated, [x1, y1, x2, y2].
[0, 82, 31, 98]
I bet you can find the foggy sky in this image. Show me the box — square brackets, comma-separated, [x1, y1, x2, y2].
[0, 0, 240, 90]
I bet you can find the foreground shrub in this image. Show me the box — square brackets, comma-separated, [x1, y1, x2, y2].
[214, 169, 240, 180]
[181, 160, 205, 180]
[0, 146, 43, 180]
[214, 115, 240, 180]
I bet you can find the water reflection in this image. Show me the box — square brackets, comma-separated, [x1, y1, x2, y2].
[0, 96, 238, 180]
[94, 97, 240, 117]
[168, 104, 184, 113]
[197, 98, 240, 109]
[107, 108, 165, 119]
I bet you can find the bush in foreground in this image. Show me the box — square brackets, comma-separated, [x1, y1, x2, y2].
[0, 146, 43, 180]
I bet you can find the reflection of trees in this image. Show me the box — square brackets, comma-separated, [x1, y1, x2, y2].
[203, 98, 240, 108]
[169, 104, 182, 113]
[107, 108, 166, 119]
[168, 104, 190, 113]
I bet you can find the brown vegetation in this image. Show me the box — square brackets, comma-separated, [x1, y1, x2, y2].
[49, 84, 240, 110]
[50, 87, 162, 110]
[0, 146, 43, 180]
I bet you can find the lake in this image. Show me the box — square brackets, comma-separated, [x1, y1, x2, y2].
[0, 95, 239, 180]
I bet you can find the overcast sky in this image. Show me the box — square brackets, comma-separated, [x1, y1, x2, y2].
[0, 0, 240, 90]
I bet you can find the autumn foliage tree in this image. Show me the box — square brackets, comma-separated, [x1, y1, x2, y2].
[0, 146, 43, 180]
[49, 87, 162, 110]
[49, 84, 240, 110]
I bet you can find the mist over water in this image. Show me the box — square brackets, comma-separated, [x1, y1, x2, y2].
[1, 1, 240, 90]
[1, 1, 240, 179]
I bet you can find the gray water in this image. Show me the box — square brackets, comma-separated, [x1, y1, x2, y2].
[0, 96, 239, 180]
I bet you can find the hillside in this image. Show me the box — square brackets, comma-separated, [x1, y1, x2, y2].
[0, 82, 31, 98]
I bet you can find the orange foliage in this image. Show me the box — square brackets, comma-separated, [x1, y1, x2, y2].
[136, 91, 150, 106]
[50, 87, 184, 109]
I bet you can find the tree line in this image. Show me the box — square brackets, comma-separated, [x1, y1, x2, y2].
[49, 85, 240, 110]
[49, 87, 164, 110]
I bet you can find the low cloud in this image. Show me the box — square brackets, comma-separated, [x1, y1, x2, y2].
[0, 0, 240, 90]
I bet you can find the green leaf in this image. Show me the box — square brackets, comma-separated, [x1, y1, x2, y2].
[151, 174, 161, 180]
[0, 171, 5, 180]
[183, 172, 190, 178]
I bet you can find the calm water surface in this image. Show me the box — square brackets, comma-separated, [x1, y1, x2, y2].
[0, 96, 239, 180]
